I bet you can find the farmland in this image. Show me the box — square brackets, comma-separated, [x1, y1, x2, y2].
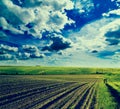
[0, 66, 120, 109]
[0, 66, 120, 75]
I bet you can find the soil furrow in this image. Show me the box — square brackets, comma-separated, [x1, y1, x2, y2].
[74, 82, 95, 109]
[26, 83, 83, 109]
[46, 83, 87, 109]
[61, 84, 89, 109]
[0, 82, 73, 106]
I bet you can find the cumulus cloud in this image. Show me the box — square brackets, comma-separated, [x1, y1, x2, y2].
[100, 19, 120, 46]
[69, 18, 110, 52]
[0, 17, 23, 34]
[0, 0, 75, 61]
[0, 54, 13, 60]
[68, 17, 120, 61]
[0, 44, 45, 60]
[0, 0, 35, 25]
[22, 45, 39, 53]
[0, 44, 18, 54]
[102, 9, 120, 17]
[31, 52, 45, 58]
[47, 11, 73, 33]
[0, 0, 120, 66]
[115, 0, 120, 7]
[92, 19, 120, 59]
[42, 34, 72, 51]
[74, 0, 94, 12]
[0, 17, 8, 29]
[22, 45, 45, 58]
[0, 44, 18, 60]
[21, 0, 74, 10]
[17, 52, 30, 60]
[99, 19, 120, 33]
[0, 0, 74, 38]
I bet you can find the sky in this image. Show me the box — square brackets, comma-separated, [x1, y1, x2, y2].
[0, 0, 120, 67]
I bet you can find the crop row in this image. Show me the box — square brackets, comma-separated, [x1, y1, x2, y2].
[0, 76, 99, 109]
[0, 81, 77, 109]
[0, 80, 64, 97]
[31, 81, 98, 109]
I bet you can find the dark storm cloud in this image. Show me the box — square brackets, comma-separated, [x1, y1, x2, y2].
[106, 38, 119, 45]
[105, 28, 120, 45]
[50, 36, 71, 51]
[105, 29, 120, 38]
[42, 35, 71, 51]
[91, 50, 98, 53]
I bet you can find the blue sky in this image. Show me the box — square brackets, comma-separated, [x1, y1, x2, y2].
[0, 0, 120, 67]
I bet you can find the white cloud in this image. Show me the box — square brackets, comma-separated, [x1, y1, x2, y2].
[0, 44, 18, 53]
[1, 0, 35, 25]
[22, 44, 45, 58]
[17, 52, 30, 60]
[102, 9, 120, 17]
[0, 17, 23, 34]
[69, 18, 113, 52]
[0, 0, 74, 38]
[22, 45, 39, 53]
[68, 17, 120, 61]
[98, 19, 120, 53]
[0, 44, 19, 60]
[23, 52, 31, 59]
[99, 19, 120, 37]
[32, 52, 45, 58]
[0, 44, 45, 60]
[41, 0, 74, 11]
[79, 9, 85, 13]
[74, 0, 94, 12]
[0, 54, 13, 60]
[0, 17, 8, 29]
[116, 0, 120, 7]
[47, 11, 72, 32]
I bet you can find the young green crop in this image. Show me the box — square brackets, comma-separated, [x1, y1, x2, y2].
[96, 81, 117, 109]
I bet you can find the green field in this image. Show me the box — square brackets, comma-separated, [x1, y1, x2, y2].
[0, 66, 120, 109]
[0, 66, 120, 75]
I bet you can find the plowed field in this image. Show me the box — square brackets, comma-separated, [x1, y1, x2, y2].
[0, 75, 116, 109]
